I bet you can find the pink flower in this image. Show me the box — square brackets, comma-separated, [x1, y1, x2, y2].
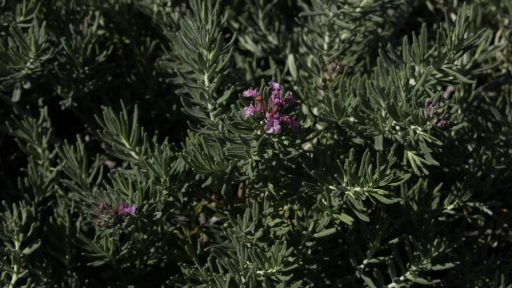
[116, 203, 137, 217]
[268, 81, 280, 92]
[436, 118, 449, 128]
[242, 88, 258, 98]
[242, 81, 298, 135]
[265, 113, 282, 134]
[243, 103, 257, 118]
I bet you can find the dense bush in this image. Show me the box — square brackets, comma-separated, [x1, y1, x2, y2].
[1, 0, 512, 287]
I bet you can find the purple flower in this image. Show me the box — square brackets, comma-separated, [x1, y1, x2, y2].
[243, 88, 258, 98]
[243, 103, 257, 118]
[281, 115, 299, 133]
[271, 93, 283, 108]
[436, 118, 449, 128]
[264, 113, 282, 134]
[284, 93, 295, 106]
[289, 118, 299, 132]
[116, 203, 137, 217]
[268, 81, 280, 92]
[241, 82, 299, 135]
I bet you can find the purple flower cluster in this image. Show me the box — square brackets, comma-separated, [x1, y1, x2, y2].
[94, 201, 137, 228]
[423, 99, 449, 128]
[116, 202, 137, 216]
[242, 81, 299, 134]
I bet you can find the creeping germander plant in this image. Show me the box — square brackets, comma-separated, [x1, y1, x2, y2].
[1, 0, 512, 287]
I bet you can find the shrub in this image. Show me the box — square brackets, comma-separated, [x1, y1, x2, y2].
[1, 0, 511, 287]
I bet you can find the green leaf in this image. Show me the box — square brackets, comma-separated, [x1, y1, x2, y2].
[12, 81, 22, 102]
[335, 213, 354, 225]
[313, 227, 337, 238]
[371, 193, 399, 204]
[361, 274, 377, 288]
[287, 54, 297, 80]
[87, 259, 109, 267]
[409, 276, 438, 285]
[431, 262, 459, 270]
[374, 135, 383, 151]
[22, 240, 41, 255]
[289, 281, 303, 288]
[441, 66, 473, 84]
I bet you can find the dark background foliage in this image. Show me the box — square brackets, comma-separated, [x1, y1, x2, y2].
[1, 0, 511, 287]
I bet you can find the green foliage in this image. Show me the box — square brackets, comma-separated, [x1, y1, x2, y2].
[1, 0, 512, 287]
[0, 201, 40, 288]
[165, 0, 235, 123]
[182, 202, 301, 288]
